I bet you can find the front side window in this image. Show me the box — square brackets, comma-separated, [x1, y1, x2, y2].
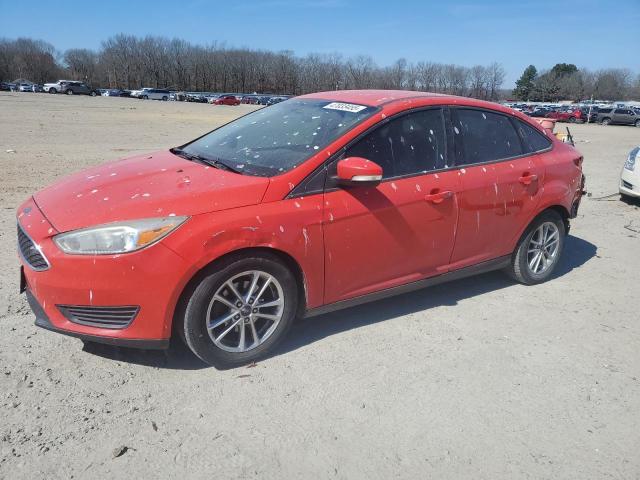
[181, 99, 378, 177]
[345, 108, 447, 179]
[453, 108, 523, 165]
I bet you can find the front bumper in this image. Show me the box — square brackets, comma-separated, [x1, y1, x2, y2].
[27, 290, 169, 349]
[18, 197, 190, 347]
[620, 169, 640, 198]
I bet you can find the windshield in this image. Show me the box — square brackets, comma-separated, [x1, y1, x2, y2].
[179, 98, 378, 177]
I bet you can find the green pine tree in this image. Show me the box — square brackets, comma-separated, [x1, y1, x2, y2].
[513, 65, 537, 100]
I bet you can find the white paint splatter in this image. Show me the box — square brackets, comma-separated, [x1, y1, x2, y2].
[279, 225, 285, 233]
[391, 182, 398, 191]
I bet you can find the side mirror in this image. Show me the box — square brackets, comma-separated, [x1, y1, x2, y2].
[336, 157, 383, 187]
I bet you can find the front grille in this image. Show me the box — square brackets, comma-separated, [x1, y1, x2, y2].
[622, 180, 633, 190]
[17, 223, 49, 271]
[57, 305, 139, 329]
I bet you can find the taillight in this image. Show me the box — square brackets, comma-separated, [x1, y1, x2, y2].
[573, 156, 583, 167]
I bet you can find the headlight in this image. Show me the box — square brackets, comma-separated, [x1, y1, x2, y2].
[625, 147, 639, 171]
[54, 216, 188, 255]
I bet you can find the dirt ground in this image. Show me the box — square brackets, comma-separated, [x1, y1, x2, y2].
[1, 92, 639, 479]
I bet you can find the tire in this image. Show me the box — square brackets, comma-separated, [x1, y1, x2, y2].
[90, 91, 96, 97]
[182, 253, 299, 368]
[635, 119, 640, 128]
[142, 95, 148, 100]
[162, 96, 168, 101]
[507, 210, 566, 285]
[67, 89, 74, 95]
[569, 117, 577, 123]
[49, 88, 57, 94]
[601, 117, 611, 125]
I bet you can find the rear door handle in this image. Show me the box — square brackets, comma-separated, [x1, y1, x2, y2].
[518, 174, 538, 185]
[425, 190, 453, 204]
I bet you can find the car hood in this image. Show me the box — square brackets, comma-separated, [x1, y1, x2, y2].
[33, 150, 270, 232]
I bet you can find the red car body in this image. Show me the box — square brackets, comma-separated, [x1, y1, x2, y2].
[545, 109, 585, 123]
[214, 95, 241, 106]
[18, 90, 585, 354]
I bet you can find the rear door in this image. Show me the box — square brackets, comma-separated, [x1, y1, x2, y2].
[322, 107, 461, 303]
[448, 108, 547, 269]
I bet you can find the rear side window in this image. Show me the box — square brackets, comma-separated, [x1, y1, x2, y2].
[515, 120, 552, 153]
[599, 108, 612, 114]
[453, 109, 523, 165]
[345, 108, 447, 178]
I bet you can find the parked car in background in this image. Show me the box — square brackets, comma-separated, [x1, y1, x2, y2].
[545, 109, 587, 123]
[214, 94, 241, 105]
[137, 88, 171, 100]
[267, 96, 289, 106]
[44, 80, 99, 96]
[241, 95, 260, 104]
[620, 146, 640, 200]
[18, 83, 35, 92]
[18, 90, 585, 368]
[0, 82, 16, 91]
[527, 108, 551, 118]
[597, 108, 640, 127]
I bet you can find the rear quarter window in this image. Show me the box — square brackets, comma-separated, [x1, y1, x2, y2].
[515, 120, 552, 153]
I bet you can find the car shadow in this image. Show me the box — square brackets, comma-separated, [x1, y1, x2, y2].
[81, 234, 597, 370]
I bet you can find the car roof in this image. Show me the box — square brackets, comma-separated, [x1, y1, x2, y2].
[299, 89, 450, 106]
[298, 89, 529, 119]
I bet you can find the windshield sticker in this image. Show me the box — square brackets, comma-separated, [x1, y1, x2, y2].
[323, 102, 367, 113]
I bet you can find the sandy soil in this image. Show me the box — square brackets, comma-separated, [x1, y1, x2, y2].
[1, 92, 639, 479]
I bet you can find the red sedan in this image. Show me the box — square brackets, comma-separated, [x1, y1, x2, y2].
[18, 90, 585, 368]
[214, 95, 241, 106]
[545, 109, 585, 123]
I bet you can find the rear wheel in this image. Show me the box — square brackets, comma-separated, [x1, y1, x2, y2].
[601, 117, 611, 125]
[66, 89, 73, 95]
[90, 91, 96, 97]
[635, 119, 640, 128]
[162, 96, 168, 101]
[569, 117, 577, 123]
[182, 254, 299, 368]
[507, 211, 565, 285]
[142, 95, 148, 100]
[49, 88, 57, 94]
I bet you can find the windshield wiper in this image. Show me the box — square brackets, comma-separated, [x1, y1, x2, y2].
[170, 148, 243, 174]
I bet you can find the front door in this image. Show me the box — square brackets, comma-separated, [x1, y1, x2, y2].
[322, 108, 461, 304]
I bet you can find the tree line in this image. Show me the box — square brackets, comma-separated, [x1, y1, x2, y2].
[512, 63, 640, 102]
[1, 35, 637, 101]
[1, 35, 506, 98]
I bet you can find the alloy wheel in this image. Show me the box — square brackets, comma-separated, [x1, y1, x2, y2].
[526, 222, 560, 275]
[205, 270, 285, 353]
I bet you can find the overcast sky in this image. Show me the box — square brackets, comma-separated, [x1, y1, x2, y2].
[1, 0, 638, 87]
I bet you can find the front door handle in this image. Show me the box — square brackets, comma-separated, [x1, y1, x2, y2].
[518, 173, 538, 185]
[425, 190, 453, 204]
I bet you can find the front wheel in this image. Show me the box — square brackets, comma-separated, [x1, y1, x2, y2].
[507, 211, 565, 285]
[49, 88, 57, 94]
[601, 117, 611, 125]
[635, 119, 640, 128]
[90, 91, 96, 97]
[182, 254, 299, 368]
[141, 95, 148, 100]
[162, 96, 168, 101]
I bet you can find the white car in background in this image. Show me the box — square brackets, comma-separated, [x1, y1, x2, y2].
[134, 88, 171, 100]
[621, 146, 640, 200]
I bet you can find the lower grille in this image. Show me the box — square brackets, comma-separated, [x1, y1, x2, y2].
[57, 305, 139, 329]
[622, 180, 633, 190]
[17, 223, 49, 271]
